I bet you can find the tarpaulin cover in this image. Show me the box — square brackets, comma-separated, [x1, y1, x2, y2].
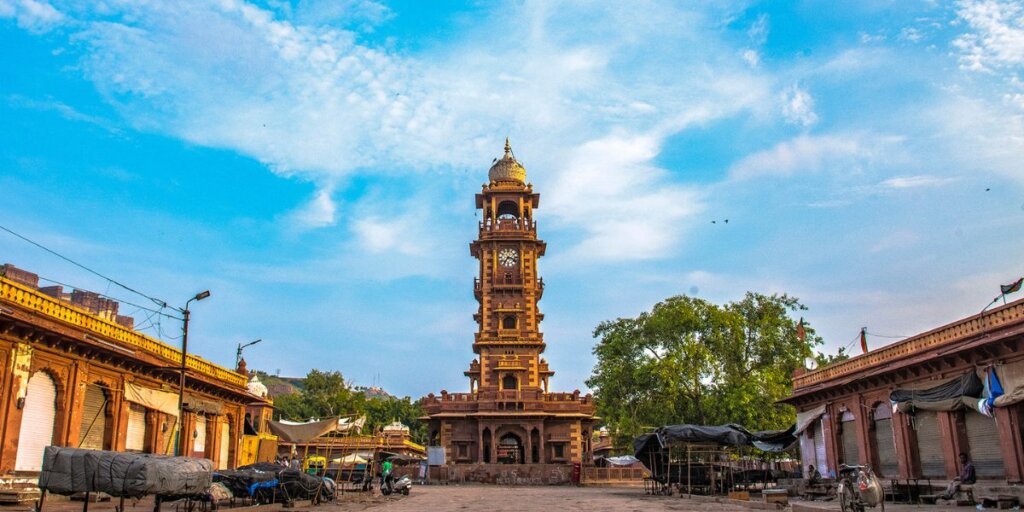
[890, 371, 983, 412]
[183, 394, 223, 415]
[124, 383, 179, 417]
[794, 404, 827, 435]
[268, 417, 340, 443]
[993, 360, 1024, 408]
[38, 447, 212, 498]
[751, 425, 798, 452]
[213, 468, 277, 497]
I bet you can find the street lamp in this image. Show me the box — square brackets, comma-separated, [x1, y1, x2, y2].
[236, 338, 262, 369]
[175, 290, 210, 455]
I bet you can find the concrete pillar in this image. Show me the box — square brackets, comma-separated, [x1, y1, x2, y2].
[822, 409, 839, 476]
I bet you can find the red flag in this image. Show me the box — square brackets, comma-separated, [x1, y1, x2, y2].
[796, 317, 806, 342]
[860, 327, 868, 354]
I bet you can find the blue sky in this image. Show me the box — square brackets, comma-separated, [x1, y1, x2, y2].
[2, 0, 1023, 398]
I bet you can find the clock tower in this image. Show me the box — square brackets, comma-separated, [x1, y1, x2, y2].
[467, 138, 553, 396]
[422, 139, 596, 470]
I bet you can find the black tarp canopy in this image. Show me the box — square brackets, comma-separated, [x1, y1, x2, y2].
[889, 371, 983, 412]
[633, 423, 796, 462]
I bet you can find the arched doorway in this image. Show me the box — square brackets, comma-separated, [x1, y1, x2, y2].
[16, 371, 58, 471]
[531, 428, 541, 463]
[871, 402, 897, 477]
[502, 374, 518, 390]
[498, 433, 523, 464]
[482, 428, 492, 463]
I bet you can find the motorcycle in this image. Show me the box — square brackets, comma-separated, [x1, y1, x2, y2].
[380, 474, 412, 496]
[837, 464, 884, 512]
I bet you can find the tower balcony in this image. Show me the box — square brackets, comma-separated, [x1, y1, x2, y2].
[478, 219, 537, 239]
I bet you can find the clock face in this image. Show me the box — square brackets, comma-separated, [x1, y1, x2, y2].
[498, 248, 518, 267]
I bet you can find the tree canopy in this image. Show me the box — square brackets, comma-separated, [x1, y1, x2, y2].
[586, 292, 823, 449]
[270, 369, 428, 444]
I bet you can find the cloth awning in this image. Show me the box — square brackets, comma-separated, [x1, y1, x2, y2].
[890, 371, 983, 413]
[268, 417, 340, 443]
[124, 383, 179, 417]
[993, 360, 1024, 407]
[794, 404, 827, 436]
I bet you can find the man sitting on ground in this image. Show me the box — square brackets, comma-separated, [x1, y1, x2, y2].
[941, 452, 976, 500]
[807, 464, 822, 485]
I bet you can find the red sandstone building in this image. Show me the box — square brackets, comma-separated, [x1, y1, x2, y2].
[422, 140, 596, 465]
[0, 265, 268, 477]
[784, 297, 1024, 486]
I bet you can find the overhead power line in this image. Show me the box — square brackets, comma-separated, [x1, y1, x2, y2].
[0, 223, 171, 310]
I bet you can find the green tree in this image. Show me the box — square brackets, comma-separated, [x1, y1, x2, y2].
[586, 292, 823, 449]
[273, 369, 365, 421]
[814, 346, 850, 367]
[362, 396, 429, 445]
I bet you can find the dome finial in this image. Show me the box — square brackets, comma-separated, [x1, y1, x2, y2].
[504, 137, 512, 157]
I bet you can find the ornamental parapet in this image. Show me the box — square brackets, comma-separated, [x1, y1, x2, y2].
[421, 389, 596, 416]
[0, 276, 247, 388]
[792, 297, 1024, 391]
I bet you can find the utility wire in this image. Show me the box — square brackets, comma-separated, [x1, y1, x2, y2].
[0, 223, 170, 310]
[35, 275, 181, 321]
[867, 331, 908, 339]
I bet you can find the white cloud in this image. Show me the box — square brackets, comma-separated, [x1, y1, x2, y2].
[728, 134, 868, 180]
[14, 0, 770, 262]
[0, 0, 64, 33]
[780, 84, 818, 127]
[877, 175, 956, 189]
[287, 187, 336, 228]
[544, 134, 705, 262]
[953, 0, 1024, 71]
[351, 216, 423, 256]
[741, 49, 760, 67]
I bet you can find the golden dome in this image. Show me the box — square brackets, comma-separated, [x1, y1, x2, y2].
[488, 137, 527, 184]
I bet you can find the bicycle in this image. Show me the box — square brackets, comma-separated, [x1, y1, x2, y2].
[837, 464, 885, 512]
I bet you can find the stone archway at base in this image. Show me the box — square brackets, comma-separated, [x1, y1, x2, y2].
[498, 433, 524, 464]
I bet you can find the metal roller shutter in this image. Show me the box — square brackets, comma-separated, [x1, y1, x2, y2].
[873, 418, 898, 477]
[15, 372, 58, 471]
[79, 384, 108, 450]
[125, 403, 147, 452]
[218, 423, 230, 470]
[193, 416, 206, 457]
[814, 419, 828, 475]
[841, 419, 860, 466]
[965, 412, 1005, 478]
[914, 411, 944, 478]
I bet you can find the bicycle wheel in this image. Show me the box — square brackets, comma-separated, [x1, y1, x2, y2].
[839, 481, 854, 512]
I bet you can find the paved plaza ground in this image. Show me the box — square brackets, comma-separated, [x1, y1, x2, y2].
[8, 486, 982, 512]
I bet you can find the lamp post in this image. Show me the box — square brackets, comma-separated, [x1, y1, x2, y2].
[175, 290, 210, 455]
[236, 338, 262, 369]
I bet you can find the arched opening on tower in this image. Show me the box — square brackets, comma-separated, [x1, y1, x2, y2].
[498, 433, 524, 464]
[497, 201, 519, 220]
[502, 374, 518, 391]
[502, 315, 517, 329]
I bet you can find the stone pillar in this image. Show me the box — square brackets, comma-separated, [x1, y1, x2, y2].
[937, 410, 968, 479]
[0, 343, 25, 473]
[854, 395, 872, 466]
[892, 411, 918, 479]
[995, 405, 1024, 483]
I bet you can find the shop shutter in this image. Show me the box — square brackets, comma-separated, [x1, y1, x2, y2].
[125, 403, 147, 452]
[814, 419, 828, 475]
[873, 418, 898, 477]
[965, 412, 1005, 478]
[193, 416, 206, 456]
[15, 372, 58, 472]
[79, 384, 108, 450]
[801, 431, 817, 475]
[841, 418, 860, 466]
[914, 410, 944, 478]
[218, 423, 230, 470]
